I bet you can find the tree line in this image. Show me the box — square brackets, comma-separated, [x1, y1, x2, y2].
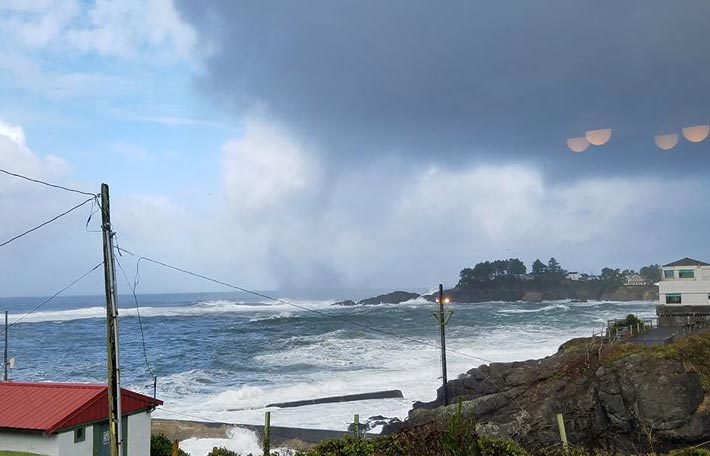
[458, 258, 661, 287]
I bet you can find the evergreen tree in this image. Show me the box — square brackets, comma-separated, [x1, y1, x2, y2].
[532, 259, 547, 276]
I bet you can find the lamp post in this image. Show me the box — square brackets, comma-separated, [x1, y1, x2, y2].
[433, 284, 453, 406]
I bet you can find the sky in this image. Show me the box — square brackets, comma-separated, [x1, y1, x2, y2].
[1, 0, 709, 297]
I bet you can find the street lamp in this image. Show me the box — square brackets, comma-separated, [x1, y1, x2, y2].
[433, 284, 453, 406]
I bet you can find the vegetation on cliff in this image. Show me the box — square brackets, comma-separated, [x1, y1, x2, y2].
[451, 258, 660, 302]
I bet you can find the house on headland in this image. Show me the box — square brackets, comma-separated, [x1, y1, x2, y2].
[566, 271, 583, 281]
[624, 273, 649, 286]
[0, 382, 162, 456]
[657, 257, 710, 326]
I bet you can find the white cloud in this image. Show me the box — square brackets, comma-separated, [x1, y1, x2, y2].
[0, 117, 703, 295]
[64, 0, 197, 60]
[0, 0, 196, 61]
[221, 119, 316, 213]
[0, 53, 134, 99]
[0, 120, 101, 296]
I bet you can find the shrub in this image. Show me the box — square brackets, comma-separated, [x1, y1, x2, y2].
[151, 434, 190, 456]
[206, 448, 243, 456]
[474, 435, 528, 456]
[666, 449, 710, 456]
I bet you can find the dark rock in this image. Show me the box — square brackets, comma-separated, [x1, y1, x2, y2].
[358, 291, 420, 305]
[332, 300, 357, 306]
[405, 333, 710, 453]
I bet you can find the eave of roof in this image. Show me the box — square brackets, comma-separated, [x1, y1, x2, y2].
[663, 257, 710, 267]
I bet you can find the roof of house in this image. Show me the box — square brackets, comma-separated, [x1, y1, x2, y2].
[0, 382, 162, 434]
[663, 257, 710, 267]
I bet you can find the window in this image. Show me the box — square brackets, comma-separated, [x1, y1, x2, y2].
[666, 294, 682, 304]
[664, 270, 674, 279]
[74, 427, 85, 443]
[679, 269, 695, 279]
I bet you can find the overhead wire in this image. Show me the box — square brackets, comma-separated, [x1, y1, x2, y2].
[0, 196, 97, 249]
[8, 262, 104, 328]
[114, 246, 492, 363]
[114, 246, 529, 413]
[115, 254, 156, 379]
[0, 168, 97, 197]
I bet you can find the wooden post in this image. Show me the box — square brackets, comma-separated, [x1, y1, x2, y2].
[263, 411, 271, 456]
[556, 413, 568, 447]
[354, 414, 360, 440]
[101, 183, 122, 456]
[171, 439, 179, 456]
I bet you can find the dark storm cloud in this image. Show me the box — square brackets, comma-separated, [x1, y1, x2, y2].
[177, 0, 710, 176]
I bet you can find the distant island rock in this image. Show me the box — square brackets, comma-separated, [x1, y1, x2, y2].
[358, 291, 420, 305]
[332, 291, 420, 306]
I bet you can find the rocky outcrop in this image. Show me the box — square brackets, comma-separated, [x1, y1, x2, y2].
[332, 300, 357, 306]
[357, 291, 420, 305]
[405, 335, 710, 453]
[447, 281, 659, 303]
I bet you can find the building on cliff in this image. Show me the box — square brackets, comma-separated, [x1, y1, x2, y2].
[657, 257, 710, 326]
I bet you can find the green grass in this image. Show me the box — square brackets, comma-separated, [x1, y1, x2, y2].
[0, 452, 48, 456]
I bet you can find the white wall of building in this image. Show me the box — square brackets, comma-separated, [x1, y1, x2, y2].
[56, 425, 94, 456]
[127, 412, 152, 456]
[660, 265, 710, 306]
[0, 431, 58, 455]
[0, 412, 153, 456]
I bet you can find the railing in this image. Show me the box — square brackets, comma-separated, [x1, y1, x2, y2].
[603, 317, 659, 343]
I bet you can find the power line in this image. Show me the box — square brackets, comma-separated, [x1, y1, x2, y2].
[114, 246, 491, 363]
[0, 196, 97, 249]
[8, 262, 104, 328]
[115, 255, 155, 378]
[0, 168, 97, 197]
[114, 246, 528, 413]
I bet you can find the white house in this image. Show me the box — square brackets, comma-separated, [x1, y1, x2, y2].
[566, 271, 583, 281]
[624, 273, 649, 286]
[0, 382, 162, 456]
[657, 257, 710, 326]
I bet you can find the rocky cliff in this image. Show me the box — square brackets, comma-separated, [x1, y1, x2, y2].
[447, 280, 658, 303]
[404, 332, 710, 453]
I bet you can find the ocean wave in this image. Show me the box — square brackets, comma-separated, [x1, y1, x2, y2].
[498, 303, 570, 314]
[180, 428, 261, 456]
[9, 299, 334, 324]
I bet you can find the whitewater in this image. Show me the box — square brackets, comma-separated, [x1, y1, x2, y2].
[0, 292, 656, 455]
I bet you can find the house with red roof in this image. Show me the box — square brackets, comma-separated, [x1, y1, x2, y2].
[0, 382, 162, 456]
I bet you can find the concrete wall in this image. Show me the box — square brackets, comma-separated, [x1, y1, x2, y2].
[127, 412, 152, 456]
[0, 431, 58, 455]
[57, 425, 94, 456]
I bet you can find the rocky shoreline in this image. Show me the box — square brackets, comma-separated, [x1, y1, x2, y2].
[399, 331, 710, 453]
[333, 282, 658, 307]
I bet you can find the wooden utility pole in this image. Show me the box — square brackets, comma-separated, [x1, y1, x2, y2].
[101, 183, 123, 456]
[263, 411, 271, 456]
[3, 310, 7, 382]
[433, 284, 452, 406]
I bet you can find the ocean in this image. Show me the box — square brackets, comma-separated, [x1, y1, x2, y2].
[0, 292, 657, 455]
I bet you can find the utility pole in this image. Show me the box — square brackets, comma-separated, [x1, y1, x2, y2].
[433, 284, 452, 406]
[3, 310, 8, 382]
[101, 183, 123, 456]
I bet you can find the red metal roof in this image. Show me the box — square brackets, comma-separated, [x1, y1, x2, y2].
[0, 382, 162, 434]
